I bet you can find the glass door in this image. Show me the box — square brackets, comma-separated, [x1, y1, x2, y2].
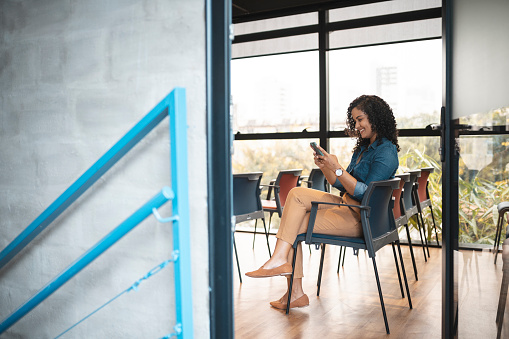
[444, 0, 509, 337]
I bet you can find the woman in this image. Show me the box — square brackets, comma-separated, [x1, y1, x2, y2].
[245, 95, 400, 310]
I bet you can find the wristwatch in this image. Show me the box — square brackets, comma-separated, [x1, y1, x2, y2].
[335, 168, 343, 177]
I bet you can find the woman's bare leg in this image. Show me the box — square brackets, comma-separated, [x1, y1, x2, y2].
[270, 277, 306, 309]
[285, 276, 305, 301]
[258, 238, 292, 269]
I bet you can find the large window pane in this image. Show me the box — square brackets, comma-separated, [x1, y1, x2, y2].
[231, 51, 319, 133]
[329, 40, 442, 130]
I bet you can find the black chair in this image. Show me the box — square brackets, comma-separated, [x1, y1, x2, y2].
[253, 169, 302, 248]
[494, 202, 509, 264]
[233, 172, 272, 283]
[394, 173, 418, 281]
[401, 170, 429, 261]
[286, 178, 412, 334]
[415, 167, 440, 246]
[300, 168, 328, 192]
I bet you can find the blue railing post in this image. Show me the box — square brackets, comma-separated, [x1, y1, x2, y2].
[168, 88, 194, 339]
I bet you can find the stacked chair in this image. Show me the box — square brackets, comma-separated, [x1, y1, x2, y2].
[394, 173, 419, 280]
[232, 172, 271, 283]
[415, 167, 440, 246]
[401, 169, 430, 261]
[300, 168, 328, 192]
[285, 178, 412, 334]
[253, 169, 302, 248]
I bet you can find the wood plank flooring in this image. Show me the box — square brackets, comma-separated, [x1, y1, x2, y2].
[234, 232, 509, 338]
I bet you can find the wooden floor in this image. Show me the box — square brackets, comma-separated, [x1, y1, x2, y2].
[234, 232, 509, 338]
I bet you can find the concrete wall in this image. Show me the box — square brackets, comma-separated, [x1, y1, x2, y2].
[0, 0, 208, 338]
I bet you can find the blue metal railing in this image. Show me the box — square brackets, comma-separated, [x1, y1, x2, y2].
[0, 88, 193, 338]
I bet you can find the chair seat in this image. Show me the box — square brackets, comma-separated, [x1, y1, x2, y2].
[261, 200, 277, 210]
[296, 232, 366, 246]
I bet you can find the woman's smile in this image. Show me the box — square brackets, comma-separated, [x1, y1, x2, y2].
[351, 107, 376, 143]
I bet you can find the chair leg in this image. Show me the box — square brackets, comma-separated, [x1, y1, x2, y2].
[418, 211, 430, 258]
[497, 266, 509, 339]
[337, 246, 347, 273]
[252, 219, 258, 249]
[261, 218, 272, 257]
[372, 257, 390, 334]
[495, 214, 504, 264]
[337, 246, 343, 273]
[495, 215, 503, 251]
[267, 212, 274, 234]
[286, 244, 299, 315]
[414, 215, 428, 262]
[317, 244, 326, 296]
[392, 243, 404, 298]
[429, 204, 440, 246]
[404, 223, 418, 280]
[233, 235, 242, 283]
[396, 240, 413, 309]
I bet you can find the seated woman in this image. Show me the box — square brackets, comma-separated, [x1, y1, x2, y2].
[246, 94, 400, 310]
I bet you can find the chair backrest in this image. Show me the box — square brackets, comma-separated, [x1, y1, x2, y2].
[417, 167, 434, 203]
[393, 173, 410, 222]
[307, 168, 327, 192]
[274, 169, 302, 210]
[401, 170, 421, 213]
[360, 178, 401, 255]
[233, 172, 264, 223]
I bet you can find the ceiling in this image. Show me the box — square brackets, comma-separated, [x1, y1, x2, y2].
[232, 0, 387, 22]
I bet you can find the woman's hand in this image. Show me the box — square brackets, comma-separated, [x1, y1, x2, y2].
[311, 144, 341, 172]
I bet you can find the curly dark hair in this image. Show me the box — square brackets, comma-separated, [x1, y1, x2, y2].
[345, 95, 400, 152]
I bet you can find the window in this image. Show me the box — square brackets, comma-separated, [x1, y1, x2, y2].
[231, 51, 319, 134]
[329, 40, 442, 131]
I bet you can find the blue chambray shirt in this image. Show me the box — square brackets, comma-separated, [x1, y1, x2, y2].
[333, 137, 399, 201]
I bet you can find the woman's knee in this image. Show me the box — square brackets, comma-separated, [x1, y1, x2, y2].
[288, 186, 309, 199]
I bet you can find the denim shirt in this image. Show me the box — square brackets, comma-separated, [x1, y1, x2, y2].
[333, 137, 398, 201]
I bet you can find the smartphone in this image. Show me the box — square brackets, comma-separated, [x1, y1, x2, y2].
[310, 142, 324, 156]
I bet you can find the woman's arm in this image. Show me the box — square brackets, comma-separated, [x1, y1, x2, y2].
[312, 144, 358, 196]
